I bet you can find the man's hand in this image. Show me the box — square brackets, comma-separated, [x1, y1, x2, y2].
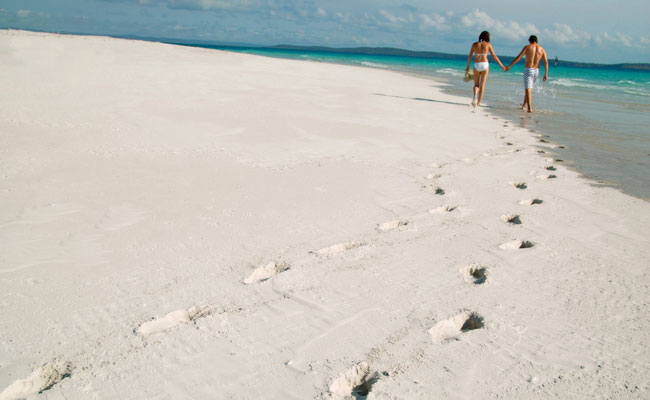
[543, 74, 548, 82]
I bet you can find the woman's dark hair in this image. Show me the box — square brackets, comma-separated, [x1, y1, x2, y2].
[478, 31, 490, 42]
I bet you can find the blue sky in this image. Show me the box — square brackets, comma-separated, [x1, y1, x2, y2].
[1, 0, 649, 63]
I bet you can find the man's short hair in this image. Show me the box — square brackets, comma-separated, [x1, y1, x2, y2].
[529, 35, 538, 43]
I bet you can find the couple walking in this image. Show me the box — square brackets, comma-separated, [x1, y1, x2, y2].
[466, 31, 549, 112]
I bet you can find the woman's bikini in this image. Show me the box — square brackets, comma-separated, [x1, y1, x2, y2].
[474, 49, 489, 72]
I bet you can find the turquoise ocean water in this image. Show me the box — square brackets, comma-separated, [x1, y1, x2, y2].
[186, 45, 650, 200]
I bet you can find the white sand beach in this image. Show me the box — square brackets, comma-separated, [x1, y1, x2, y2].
[1, 30, 649, 399]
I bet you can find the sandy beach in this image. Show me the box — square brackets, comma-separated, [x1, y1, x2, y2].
[1, 30, 649, 399]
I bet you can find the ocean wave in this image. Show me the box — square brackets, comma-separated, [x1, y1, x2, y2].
[360, 61, 388, 68]
[617, 80, 637, 85]
[436, 68, 464, 77]
[549, 78, 608, 89]
[624, 89, 650, 97]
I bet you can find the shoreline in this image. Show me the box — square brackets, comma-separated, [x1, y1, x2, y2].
[178, 41, 649, 202]
[1, 30, 649, 399]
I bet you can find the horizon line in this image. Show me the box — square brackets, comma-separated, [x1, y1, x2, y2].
[3, 27, 650, 69]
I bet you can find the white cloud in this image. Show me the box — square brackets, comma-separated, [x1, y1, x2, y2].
[417, 13, 448, 31]
[17, 9, 32, 18]
[335, 12, 350, 23]
[164, 0, 260, 10]
[594, 32, 634, 48]
[461, 9, 537, 42]
[542, 23, 591, 45]
[458, 8, 644, 52]
[379, 10, 407, 25]
[316, 8, 326, 17]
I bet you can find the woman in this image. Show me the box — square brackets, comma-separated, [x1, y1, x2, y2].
[465, 31, 506, 107]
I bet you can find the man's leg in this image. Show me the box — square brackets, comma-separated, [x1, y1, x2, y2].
[521, 91, 528, 111]
[522, 68, 529, 110]
[525, 89, 533, 112]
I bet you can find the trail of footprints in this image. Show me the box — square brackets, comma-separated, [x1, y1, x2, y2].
[327, 140, 558, 396]
[1, 130, 561, 400]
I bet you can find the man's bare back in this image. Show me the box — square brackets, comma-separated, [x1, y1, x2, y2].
[523, 43, 546, 69]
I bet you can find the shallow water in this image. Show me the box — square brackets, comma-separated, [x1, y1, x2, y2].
[181, 45, 650, 200]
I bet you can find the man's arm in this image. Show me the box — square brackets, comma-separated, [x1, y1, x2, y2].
[542, 49, 549, 81]
[506, 46, 527, 70]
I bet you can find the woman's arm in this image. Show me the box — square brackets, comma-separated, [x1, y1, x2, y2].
[466, 44, 475, 71]
[489, 44, 506, 71]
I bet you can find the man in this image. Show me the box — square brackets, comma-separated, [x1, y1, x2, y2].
[506, 35, 549, 113]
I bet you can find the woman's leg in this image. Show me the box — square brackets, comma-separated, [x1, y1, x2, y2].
[472, 68, 480, 106]
[477, 69, 489, 106]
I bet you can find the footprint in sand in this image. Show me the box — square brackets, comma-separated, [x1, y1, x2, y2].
[329, 362, 379, 399]
[499, 240, 534, 250]
[545, 165, 556, 171]
[501, 214, 522, 225]
[536, 174, 557, 180]
[378, 220, 408, 232]
[431, 162, 446, 169]
[519, 198, 543, 206]
[429, 206, 456, 213]
[429, 311, 484, 341]
[537, 150, 546, 154]
[511, 182, 527, 189]
[426, 173, 442, 180]
[315, 241, 365, 256]
[460, 264, 487, 284]
[433, 186, 445, 195]
[243, 262, 290, 284]
[552, 145, 566, 149]
[0, 358, 73, 400]
[136, 305, 209, 336]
